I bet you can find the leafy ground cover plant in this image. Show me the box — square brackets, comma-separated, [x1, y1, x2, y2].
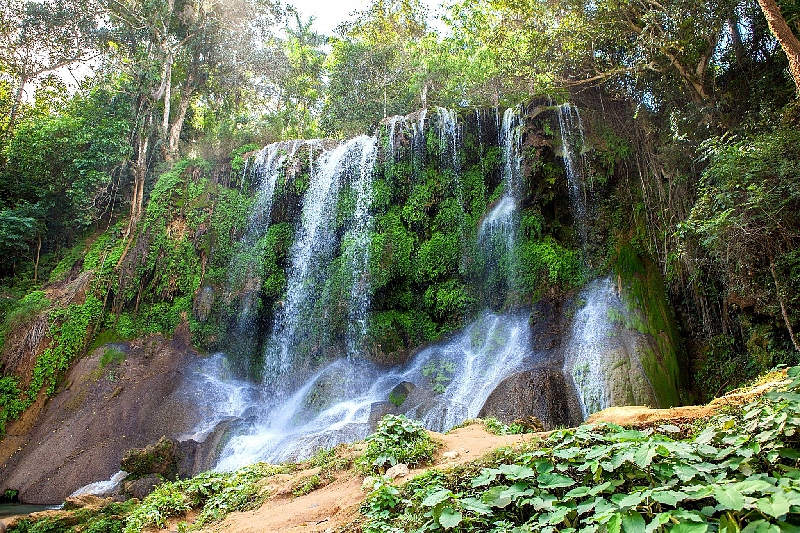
[122, 462, 292, 532]
[358, 414, 439, 473]
[362, 367, 800, 532]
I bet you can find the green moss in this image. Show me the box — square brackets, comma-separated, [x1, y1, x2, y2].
[613, 242, 683, 407]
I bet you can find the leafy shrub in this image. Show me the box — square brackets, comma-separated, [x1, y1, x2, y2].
[358, 415, 438, 473]
[482, 417, 528, 436]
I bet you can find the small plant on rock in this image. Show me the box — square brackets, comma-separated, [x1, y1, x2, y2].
[357, 414, 438, 473]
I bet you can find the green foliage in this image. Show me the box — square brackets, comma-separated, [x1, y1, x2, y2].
[0, 289, 49, 349]
[363, 366, 800, 532]
[422, 360, 456, 394]
[683, 126, 800, 373]
[291, 473, 322, 496]
[0, 82, 132, 276]
[517, 236, 585, 298]
[8, 500, 136, 533]
[29, 294, 103, 397]
[482, 417, 529, 436]
[358, 415, 438, 473]
[122, 463, 292, 532]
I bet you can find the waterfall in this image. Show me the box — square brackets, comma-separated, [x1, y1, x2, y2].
[211, 310, 531, 470]
[265, 136, 377, 380]
[564, 278, 615, 417]
[346, 137, 378, 357]
[557, 103, 589, 248]
[478, 106, 524, 306]
[188, 105, 580, 471]
[230, 141, 293, 322]
[436, 107, 460, 174]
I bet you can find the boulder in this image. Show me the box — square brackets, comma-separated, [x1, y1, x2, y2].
[0, 326, 205, 504]
[480, 365, 584, 430]
[123, 475, 163, 500]
[121, 437, 177, 479]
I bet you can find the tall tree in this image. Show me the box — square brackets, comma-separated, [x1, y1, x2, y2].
[0, 0, 101, 134]
[755, 0, 800, 94]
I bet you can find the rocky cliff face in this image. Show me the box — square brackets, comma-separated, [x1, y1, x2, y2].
[0, 322, 219, 504]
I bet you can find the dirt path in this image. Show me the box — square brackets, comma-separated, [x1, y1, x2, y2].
[184, 424, 534, 533]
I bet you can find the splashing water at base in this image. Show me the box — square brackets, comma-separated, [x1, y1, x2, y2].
[200, 311, 532, 471]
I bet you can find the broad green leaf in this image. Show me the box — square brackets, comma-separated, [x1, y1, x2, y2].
[555, 447, 583, 459]
[460, 497, 491, 515]
[741, 520, 780, 533]
[671, 523, 709, 533]
[499, 463, 537, 480]
[537, 472, 575, 488]
[622, 511, 646, 533]
[422, 488, 452, 507]
[757, 493, 791, 518]
[531, 492, 558, 511]
[437, 508, 462, 529]
[566, 485, 592, 498]
[652, 490, 687, 506]
[613, 492, 644, 509]
[714, 485, 746, 511]
[606, 513, 622, 533]
[732, 479, 774, 495]
[472, 468, 499, 487]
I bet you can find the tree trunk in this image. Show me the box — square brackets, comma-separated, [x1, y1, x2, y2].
[728, 17, 747, 67]
[116, 123, 150, 268]
[161, 55, 173, 144]
[33, 234, 41, 284]
[770, 259, 800, 352]
[166, 72, 196, 162]
[756, 0, 800, 95]
[5, 76, 29, 134]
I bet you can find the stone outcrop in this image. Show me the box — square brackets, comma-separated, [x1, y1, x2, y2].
[0, 322, 216, 504]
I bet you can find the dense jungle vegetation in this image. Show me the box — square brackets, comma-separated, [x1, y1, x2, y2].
[0, 0, 799, 433]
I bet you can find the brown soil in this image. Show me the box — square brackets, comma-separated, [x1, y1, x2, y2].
[185, 424, 534, 533]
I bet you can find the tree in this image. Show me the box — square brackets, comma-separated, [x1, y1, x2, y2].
[102, 0, 280, 255]
[0, 0, 101, 134]
[683, 127, 800, 352]
[321, 0, 429, 135]
[0, 79, 132, 278]
[269, 10, 326, 139]
[755, 0, 800, 94]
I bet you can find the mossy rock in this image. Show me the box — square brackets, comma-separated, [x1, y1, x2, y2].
[120, 437, 178, 480]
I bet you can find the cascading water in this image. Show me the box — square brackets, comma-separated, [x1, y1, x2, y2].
[230, 141, 297, 323]
[265, 136, 376, 380]
[185, 105, 589, 472]
[346, 138, 378, 356]
[211, 310, 532, 470]
[478, 107, 524, 306]
[557, 103, 589, 248]
[563, 278, 616, 417]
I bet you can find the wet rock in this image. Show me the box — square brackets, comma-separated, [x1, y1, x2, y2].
[368, 401, 399, 428]
[388, 381, 415, 407]
[0, 330, 203, 504]
[123, 475, 163, 500]
[480, 366, 584, 430]
[193, 286, 215, 323]
[62, 495, 113, 511]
